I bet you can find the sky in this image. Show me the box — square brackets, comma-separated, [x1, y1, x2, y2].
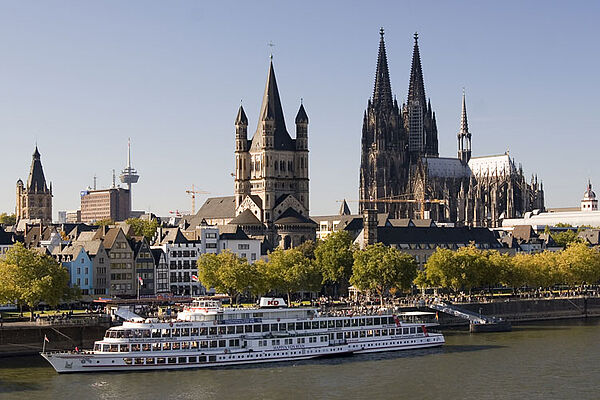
[1, 1, 599, 219]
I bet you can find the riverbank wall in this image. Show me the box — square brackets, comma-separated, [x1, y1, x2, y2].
[427, 297, 600, 328]
[0, 321, 109, 357]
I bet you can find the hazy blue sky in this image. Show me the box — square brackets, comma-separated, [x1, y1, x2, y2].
[1, 1, 599, 218]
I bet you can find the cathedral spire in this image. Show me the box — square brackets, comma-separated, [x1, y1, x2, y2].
[460, 89, 469, 134]
[457, 89, 472, 163]
[372, 28, 393, 108]
[27, 145, 48, 193]
[407, 32, 426, 107]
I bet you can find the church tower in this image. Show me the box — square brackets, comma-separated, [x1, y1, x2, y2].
[359, 29, 406, 216]
[234, 59, 314, 247]
[405, 33, 438, 159]
[457, 90, 472, 163]
[16, 146, 53, 223]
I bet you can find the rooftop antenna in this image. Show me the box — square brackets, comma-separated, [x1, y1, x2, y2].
[93, 174, 97, 190]
[112, 169, 116, 188]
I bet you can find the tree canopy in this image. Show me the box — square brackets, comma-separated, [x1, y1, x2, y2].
[315, 231, 355, 288]
[351, 243, 418, 306]
[0, 213, 16, 226]
[0, 243, 71, 320]
[126, 218, 160, 242]
[265, 248, 322, 305]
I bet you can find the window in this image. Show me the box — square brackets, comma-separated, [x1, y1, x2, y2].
[206, 243, 217, 249]
[238, 244, 250, 250]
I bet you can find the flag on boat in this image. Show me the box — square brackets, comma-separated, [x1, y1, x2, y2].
[44, 334, 50, 343]
[191, 275, 199, 282]
[138, 276, 144, 285]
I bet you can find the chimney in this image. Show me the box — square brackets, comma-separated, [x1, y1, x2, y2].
[363, 209, 378, 246]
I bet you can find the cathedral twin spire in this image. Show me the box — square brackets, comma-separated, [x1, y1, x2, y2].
[373, 28, 393, 109]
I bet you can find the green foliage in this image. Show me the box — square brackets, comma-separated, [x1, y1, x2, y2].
[92, 219, 114, 227]
[351, 243, 417, 306]
[295, 240, 317, 260]
[126, 218, 159, 241]
[0, 213, 16, 226]
[265, 248, 322, 304]
[315, 231, 355, 286]
[551, 230, 583, 248]
[0, 243, 71, 319]
[196, 251, 255, 303]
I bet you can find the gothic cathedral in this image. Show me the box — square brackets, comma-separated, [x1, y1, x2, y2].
[359, 30, 544, 227]
[16, 146, 53, 223]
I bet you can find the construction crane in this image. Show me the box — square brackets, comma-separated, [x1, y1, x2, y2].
[185, 185, 210, 215]
[339, 196, 446, 219]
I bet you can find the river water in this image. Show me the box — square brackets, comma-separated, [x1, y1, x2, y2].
[1, 319, 598, 400]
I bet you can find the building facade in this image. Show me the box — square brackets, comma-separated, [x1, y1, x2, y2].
[359, 31, 544, 228]
[80, 187, 131, 223]
[16, 147, 53, 223]
[131, 237, 156, 296]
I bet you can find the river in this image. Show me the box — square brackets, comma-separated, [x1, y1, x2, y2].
[1, 319, 598, 400]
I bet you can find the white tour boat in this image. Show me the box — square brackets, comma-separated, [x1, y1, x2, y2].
[41, 297, 445, 373]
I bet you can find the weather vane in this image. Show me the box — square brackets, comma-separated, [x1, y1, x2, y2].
[268, 41, 275, 59]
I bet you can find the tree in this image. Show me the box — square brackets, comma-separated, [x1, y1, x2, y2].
[0, 213, 16, 226]
[551, 230, 583, 248]
[351, 243, 417, 306]
[196, 251, 255, 304]
[559, 242, 600, 286]
[126, 218, 159, 242]
[265, 248, 322, 305]
[315, 231, 355, 290]
[0, 243, 70, 320]
[92, 218, 114, 227]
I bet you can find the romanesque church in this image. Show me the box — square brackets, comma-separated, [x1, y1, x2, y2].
[360, 30, 544, 227]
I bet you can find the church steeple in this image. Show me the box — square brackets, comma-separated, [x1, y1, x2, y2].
[373, 28, 393, 109]
[27, 145, 49, 193]
[407, 32, 426, 108]
[457, 89, 472, 163]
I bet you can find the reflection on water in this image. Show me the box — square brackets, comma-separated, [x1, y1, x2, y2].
[1, 319, 598, 400]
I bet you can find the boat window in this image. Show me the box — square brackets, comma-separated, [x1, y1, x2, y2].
[359, 318, 366, 326]
[328, 320, 334, 328]
[229, 339, 239, 347]
[208, 355, 216, 362]
[104, 331, 111, 338]
[188, 356, 197, 363]
[110, 344, 118, 352]
[410, 327, 416, 334]
[181, 328, 190, 337]
[123, 358, 132, 365]
[382, 329, 388, 336]
[252, 312, 263, 318]
[227, 326, 235, 334]
[178, 357, 187, 364]
[351, 319, 358, 327]
[190, 341, 199, 349]
[245, 325, 253, 333]
[172, 328, 180, 337]
[162, 343, 171, 351]
[320, 321, 327, 328]
[296, 322, 303, 330]
[156, 357, 166, 364]
[235, 326, 243, 334]
[200, 328, 208, 336]
[366, 318, 373, 326]
[209, 327, 217, 335]
[191, 328, 199, 336]
[201, 341, 208, 348]
[142, 330, 150, 338]
[152, 343, 161, 351]
[389, 328, 395, 335]
[374, 317, 381, 325]
[199, 356, 207, 363]
[219, 340, 226, 347]
[181, 342, 190, 350]
[151, 329, 161, 338]
[94, 344, 101, 351]
[304, 322, 311, 330]
[161, 328, 171, 337]
[262, 324, 269, 332]
[217, 326, 225, 335]
[172, 342, 180, 350]
[402, 328, 409, 335]
[345, 332, 351, 339]
[168, 357, 177, 364]
[360, 331, 366, 338]
[336, 320, 343, 328]
[336, 333, 343, 339]
[367, 330, 373, 337]
[131, 344, 140, 352]
[352, 331, 358, 338]
[374, 330, 381, 337]
[134, 358, 144, 365]
[253, 325, 261, 333]
[146, 357, 155, 364]
[132, 330, 141, 338]
[388, 317, 395, 325]
[343, 320, 350, 327]
[210, 340, 218, 348]
[279, 323, 286, 331]
[271, 324, 278, 332]
[142, 343, 151, 352]
[312, 321, 318, 329]
[289, 323, 296, 331]
[272, 339, 280, 345]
